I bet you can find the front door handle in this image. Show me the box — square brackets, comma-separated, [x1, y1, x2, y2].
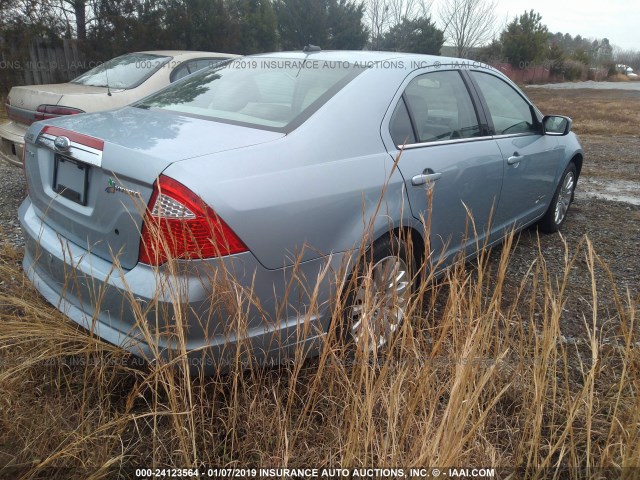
[411, 168, 442, 186]
[507, 153, 523, 165]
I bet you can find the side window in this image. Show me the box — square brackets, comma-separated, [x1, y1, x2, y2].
[170, 58, 226, 83]
[171, 63, 191, 82]
[402, 70, 481, 143]
[389, 98, 416, 146]
[471, 71, 537, 135]
[189, 58, 225, 72]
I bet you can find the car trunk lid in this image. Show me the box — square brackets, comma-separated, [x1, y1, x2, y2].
[24, 108, 284, 269]
[7, 83, 112, 126]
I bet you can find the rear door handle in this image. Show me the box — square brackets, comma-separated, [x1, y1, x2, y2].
[411, 168, 442, 186]
[507, 154, 523, 165]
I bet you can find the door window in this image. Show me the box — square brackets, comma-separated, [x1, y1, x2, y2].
[391, 70, 481, 144]
[389, 98, 416, 146]
[471, 71, 537, 135]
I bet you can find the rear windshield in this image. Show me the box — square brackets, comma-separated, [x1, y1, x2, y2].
[134, 57, 363, 132]
[72, 53, 170, 89]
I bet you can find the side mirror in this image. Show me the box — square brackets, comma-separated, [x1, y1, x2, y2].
[542, 115, 573, 136]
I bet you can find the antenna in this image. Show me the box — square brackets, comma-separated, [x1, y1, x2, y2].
[103, 60, 112, 96]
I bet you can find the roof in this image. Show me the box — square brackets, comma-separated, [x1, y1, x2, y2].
[136, 50, 239, 59]
[249, 50, 497, 72]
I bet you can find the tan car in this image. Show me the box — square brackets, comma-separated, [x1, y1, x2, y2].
[1, 50, 238, 167]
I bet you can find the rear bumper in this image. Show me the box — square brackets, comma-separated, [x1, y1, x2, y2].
[19, 197, 342, 372]
[0, 120, 27, 167]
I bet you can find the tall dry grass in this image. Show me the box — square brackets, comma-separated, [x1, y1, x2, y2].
[0, 213, 638, 479]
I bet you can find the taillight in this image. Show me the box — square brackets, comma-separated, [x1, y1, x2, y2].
[34, 105, 84, 121]
[22, 142, 26, 168]
[139, 175, 248, 266]
[22, 142, 28, 195]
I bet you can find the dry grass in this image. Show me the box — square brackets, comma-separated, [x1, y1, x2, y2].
[0, 223, 638, 477]
[526, 88, 640, 136]
[0, 83, 639, 478]
[608, 74, 631, 82]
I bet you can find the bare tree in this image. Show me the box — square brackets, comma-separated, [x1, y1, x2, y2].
[366, 0, 431, 48]
[613, 45, 640, 70]
[366, 0, 391, 45]
[53, 0, 93, 39]
[2, 0, 62, 27]
[438, 0, 497, 57]
[388, 0, 430, 25]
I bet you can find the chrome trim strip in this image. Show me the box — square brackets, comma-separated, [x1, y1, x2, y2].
[37, 133, 103, 167]
[397, 135, 494, 150]
[491, 133, 538, 140]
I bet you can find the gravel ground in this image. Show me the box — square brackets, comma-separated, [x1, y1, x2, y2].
[0, 159, 25, 248]
[496, 196, 639, 343]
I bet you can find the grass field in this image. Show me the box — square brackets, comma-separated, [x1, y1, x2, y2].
[1, 233, 637, 478]
[527, 88, 640, 136]
[0, 86, 639, 479]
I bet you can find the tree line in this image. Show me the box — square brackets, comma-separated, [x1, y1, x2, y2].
[0, 0, 372, 59]
[0, 0, 636, 79]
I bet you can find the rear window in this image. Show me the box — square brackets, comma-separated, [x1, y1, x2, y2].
[135, 58, 363, 132]
[72, 53, 170, 89]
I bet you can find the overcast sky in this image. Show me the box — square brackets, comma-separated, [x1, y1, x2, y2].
[491, 0, 639, 50]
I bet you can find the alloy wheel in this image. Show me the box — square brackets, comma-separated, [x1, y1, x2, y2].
[554, 171, 575, 225]
[348, 255, 411, 352]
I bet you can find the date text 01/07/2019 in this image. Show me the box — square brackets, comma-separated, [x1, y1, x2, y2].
[133, 467, 497, 478]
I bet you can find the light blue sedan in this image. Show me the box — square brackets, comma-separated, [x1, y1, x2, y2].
[19, 51, 582, 370]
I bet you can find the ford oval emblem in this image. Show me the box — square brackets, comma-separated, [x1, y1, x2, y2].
[54, 136, 71, 151]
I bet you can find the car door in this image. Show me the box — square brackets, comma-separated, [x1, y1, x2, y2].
[467, 70, 564, 231]
[384, 69, 504, 267]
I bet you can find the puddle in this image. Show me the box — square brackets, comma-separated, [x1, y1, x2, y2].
[576, 177, 640, 205]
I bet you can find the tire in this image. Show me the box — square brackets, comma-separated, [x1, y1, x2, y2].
[538, 162, 577, 233]
[342, 234, 416, 353]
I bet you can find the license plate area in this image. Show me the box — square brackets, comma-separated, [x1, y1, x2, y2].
[53, 154, 90, 206]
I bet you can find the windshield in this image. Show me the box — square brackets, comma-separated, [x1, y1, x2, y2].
[135, 57, 363, 131]
[72, 53, 170, 89]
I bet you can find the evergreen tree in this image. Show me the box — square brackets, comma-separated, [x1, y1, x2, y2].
[380, 16, 444, 55]
[275, 0, 368, 50]
[500, 10, 548, 67]
[227, 0, 278, 54]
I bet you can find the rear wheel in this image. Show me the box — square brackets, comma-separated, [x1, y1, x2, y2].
[538, 163, 577, 233]
[343, 235, 415, 352]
